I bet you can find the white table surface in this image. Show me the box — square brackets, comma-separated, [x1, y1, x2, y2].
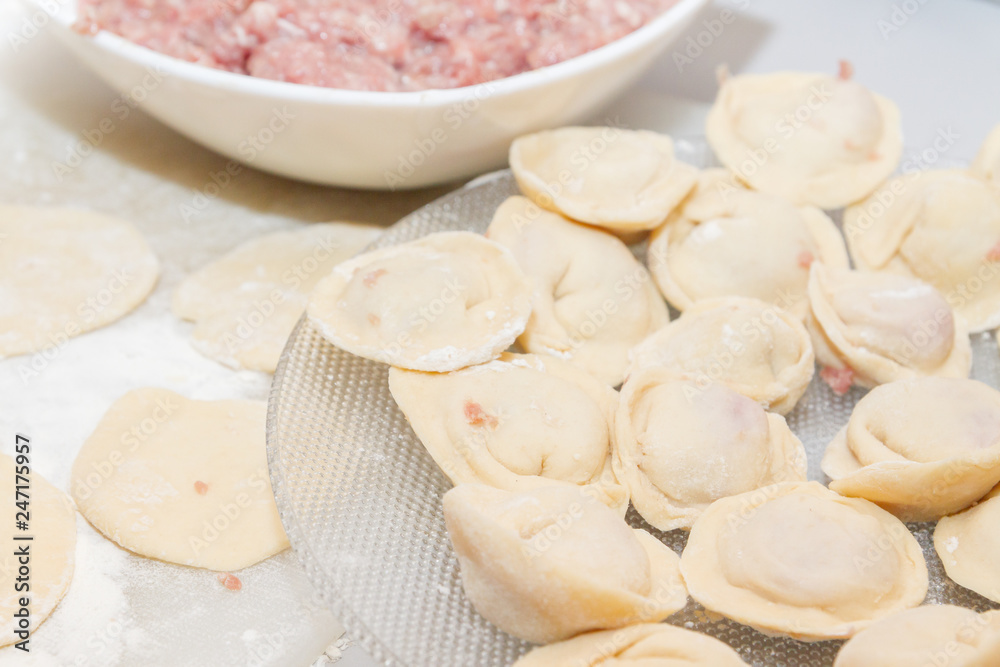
[2, 0, 999, 665]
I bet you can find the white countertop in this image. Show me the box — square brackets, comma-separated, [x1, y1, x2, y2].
[3, 0, 999, 665]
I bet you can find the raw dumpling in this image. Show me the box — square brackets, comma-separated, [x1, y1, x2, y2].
[680, 482, 928, 641]
[705, 67, 902, 209]
[487, 196, 668, 386]
[822, 378, 1000, 521]
[307, 231, 532, 372]
[614, 369, 806, 530]
[509, 127, 698, 232]
[513, 623, 749, 666]
[388, 353, 626, 511]
[972, 122, 1000, 186]
[834, 605, 1000, 667]
[0, 205, 159, 359]
[844, 169, 1000, 332]
[935, 489, 1000, 604]
[443, 483, 687, 644]
[0, 454, 76, 647]
[808, 263, 971, 391]
[71, 388, 289, 571]
[627, 296, 813, 414]
[173, 222, 381, 372]
[648, 169, 848, 319]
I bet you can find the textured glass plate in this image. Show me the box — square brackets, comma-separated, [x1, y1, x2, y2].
[267, 145, 1000, 667]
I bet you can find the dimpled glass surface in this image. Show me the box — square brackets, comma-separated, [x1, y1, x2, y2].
[267, 144, 1000, 666]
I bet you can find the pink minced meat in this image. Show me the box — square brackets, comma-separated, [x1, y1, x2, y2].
[75, 0, 679, 91]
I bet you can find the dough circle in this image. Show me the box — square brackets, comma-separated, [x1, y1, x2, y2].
[0, 454, 76, 647]
[173, 222, 381, 373]
[307, 231, 532, 372]
[71, 388, 288, 571]
[0, 206, 159, 359]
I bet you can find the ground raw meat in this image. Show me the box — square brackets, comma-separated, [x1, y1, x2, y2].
[74, 0, 679, 91]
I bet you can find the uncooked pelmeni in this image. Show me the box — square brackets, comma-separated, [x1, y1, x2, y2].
[0, 205, 159, 359]
[680, 482, 928, 641]
[615, 370, 806, 531]
[822, 378, 1000, 522]
[173, 222, 381, 372]
[487, 196, 668, 386]
[648, 169, 848, 319]
[705, 67, 902, 209]
[443, 483, 687, 644]
[71, 388, 288, 571]
[972, 122, 1000, 186]
[513, 623, 749, 667]
[389, 353, 626, 511]
[935, 489, 1000, 604]
[509, 127, 698, 232]
[307, 231, 531, 372]
[0, 454, 76, 647]
[834, 605, 1000, 667]
[844, 169, 1000, 332]
[808, 263, 971, 391]
[627, 296, 813, 415]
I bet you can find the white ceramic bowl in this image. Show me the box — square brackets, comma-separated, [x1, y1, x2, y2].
[40, 0, 708, 189]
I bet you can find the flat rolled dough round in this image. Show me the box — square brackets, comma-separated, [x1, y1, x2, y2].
[71, 388, 288, 571]
[172, 222, 381, 372]
[0, 206, 159, 359]
[0, 453, 76, 647]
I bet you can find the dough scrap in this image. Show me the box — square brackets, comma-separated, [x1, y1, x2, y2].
[627, 296, 814, 415]
[509, 127, 698, 232]
[680, 481, 928, 641]
[823, 377, 1000, 521]
[389, 353, 626, 512]
[443, 483, 687, 644]
[972, 122, 1000, 187]
[807, 263, 971, 389]
[844, 169, 1000, 332]
[173, 222, 381, 372]
[615, 370, 806, 531]
[0, 454, 76, 647]
[705, 69, 902, 209]
[648, 169, 848, 319]
[487, 196, 668, 386]
[834, 605, 1000, 667]
[513, 622, 749, 666]
[71, 388, 288, 571]
[307, 231, 532, 372]
[0, 206, 159, 359]
[935, 492, 1000, 604]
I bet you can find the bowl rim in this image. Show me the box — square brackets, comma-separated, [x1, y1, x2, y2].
[47, 0, 708, 108]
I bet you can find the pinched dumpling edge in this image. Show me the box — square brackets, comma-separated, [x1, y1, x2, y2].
[510, 127, 698, 232]
[512, 622, 749, 667]
[614, 369, 807, 531]
[388, 352, 628, 513]
[627, 296, 815, 415]
[443, 483, 688, 644]
[680, 481, 928, 641]
[822, 379, 1000, 521]
[706, 70, 903, 209]
[306, 231, 532, 372]
[807, 263, 972, 389]
[648, 171, 849, 318]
